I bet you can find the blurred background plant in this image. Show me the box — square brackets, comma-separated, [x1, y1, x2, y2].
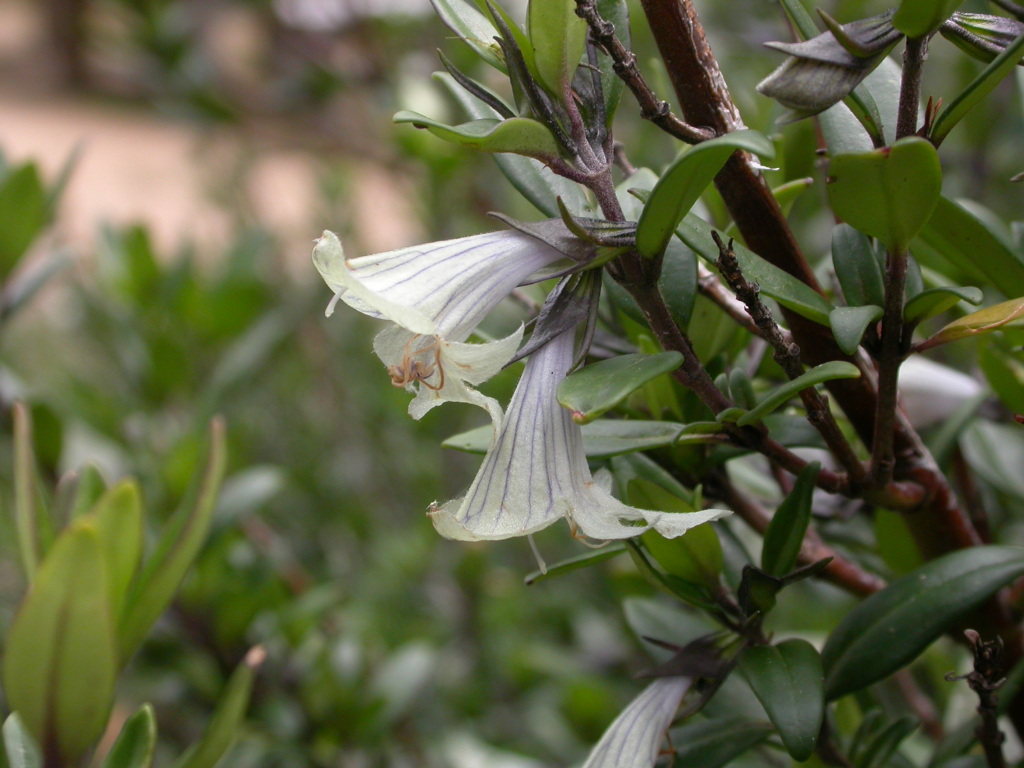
[1, 0, 1023, 766]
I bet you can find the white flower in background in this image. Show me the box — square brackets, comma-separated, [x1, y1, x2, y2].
[581, 677, 692, 768]
[429, 329, 731, 541]
[313, 229, 571, 425]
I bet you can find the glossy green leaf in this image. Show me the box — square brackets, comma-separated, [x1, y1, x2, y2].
[528, 0, 587, 96]
[822, 546, 1024, 700]
[832, 223, 885, 307]
[632, 479, 723, 587]
[171, 648, 263, 768]
[674, 214, 835, 325]
[636, 131, 775, 259]
[915, 196, 1024, 298]
[118, 418, 227, 661]
[604, 239, 698, 330]
[90, 480, 144, 620]
[4, 522, 117, 765]
[445, 418, 700, 458]
[0, 164, 49, 281]
[827, 136, 942, 250]
[829, 305, 883, 354]
[557, 352, 683, 424]
[524, 545, 626, 585]
[917, 297, 1024, 350]
[670, 719, 774, 768]
[932, 28, 1024, 144]
[100, 705, 156, 768]
[12, 403, 38, 583]
[428, 0, 505, 72]
[2, 714, 41, 768]
[894, 0, 963, 38]
[736, 362, 861, 427]
[393, 112, 562, 161]
[903, 285, 983, 325]
[761, 463, 820, 577]
[739, 640, 824, 761]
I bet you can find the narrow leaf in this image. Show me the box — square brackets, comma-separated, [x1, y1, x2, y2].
[636, 131, 775, 259]
[557, 352, 684, 424]
[670, 719, 773, 768]
[525, 545, 626, 585]
[917, 297, 1024, 350]
[736, 362, 861, 426]
[903, 285, 983, 325]
[428, 0, 505, 71]
[90, 480, 145, 620]
[528, 0, 587, 97]
[739, 640, 824, 761]
[100, 705, 157, 768]
[832, 223, 885, 307]
[822, 545, 1024, 699]
[393, 112, 562, 161]
[761, 463, 820, 577]
[0, 164, 49, 281]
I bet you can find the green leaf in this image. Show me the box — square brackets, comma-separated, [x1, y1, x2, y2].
[915, 196, 1024, 298]
[445, 419, 698, 458]
[931, 28, 1024, 144]
[2, 715, 41, 768]
[4, 522, 117, 765]
[631, 479, 723, 587]
[736, 362, 861, 427]
[739, 640, 824, 761]
[827, 136, 942, 250]
[894, 0, 963, 38]
[528, 0, 587, 96]
[917, 297, 1024, 350]
[90, 480, 144, 620]
[980, 340, 1024, 414]
[428, 0, 505, 72]
[636, 131, 775, 259]
[832, 224, 885, 307]
[604, 239, 698, 330]
[772, 177, 814, 216]
[58, 463, 108, 523]
[829, 305, 883, 354]
[556, 352, 683, 424]
[0, 164, 49, 282]
[674, 214, 835, 325]
[670, 719, 774, 768]
[524, 545, 626, 585]
[118, 418, 227, 662]
[100, 705, 156, 768]
[393, 112, 562, 161]
[822, 545, 1024, 700]
[12, 403, 39, 583]
[903, 285, 983, 325]
[171, 648, 263, 768]
[761, 463, 820, 577]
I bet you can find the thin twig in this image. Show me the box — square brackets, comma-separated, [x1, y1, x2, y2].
[573, 0, 715, 144]
[897, 36, 929, 139]
[947, 631, 1008, 768]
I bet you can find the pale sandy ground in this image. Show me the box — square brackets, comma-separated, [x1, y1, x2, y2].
[0, 0, 424, 275]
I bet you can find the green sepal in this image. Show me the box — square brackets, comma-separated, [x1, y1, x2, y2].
[830, 305, 883, 354]
[394, 112, 562, 162]
[903, 285, 983, 325]
[822, 545, 1024, 700]
[827, 136, 942, 251]
[557, 352, 683, 424]
[761, 462, 820, 578]
[736, 362, 861, 427]
[100, 705, 157, 768]
[738, 640, 825, 761]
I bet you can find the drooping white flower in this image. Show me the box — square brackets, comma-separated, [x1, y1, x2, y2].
[581, 677, 692, 768]
[429, 329, 731, 541]
[313, 229, 571, 424]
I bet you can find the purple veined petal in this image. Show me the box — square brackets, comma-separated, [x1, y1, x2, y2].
[428, 329, 731, 541]
[582, 677, 692, 768]
[312, 229, 569, 341]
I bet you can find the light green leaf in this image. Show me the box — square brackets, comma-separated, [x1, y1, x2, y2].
[428, 0, 505, 72]
[894, 0, 963, 38]
[830, 305, 883, 354]
[822, 546, 1024, 699]
[915, 195, 1024, 298]
[528, 0, 587, 97]
[100, 705, 156, 768]
[917, 297, 1024, 350]
[761, 463, 820, 578]
[118, 418, 227, 662]
[737, 362, 861, 426]
[4, 522, 117, 765]
[90, 480, 144, 620]
[636, 131, 775, 259]
[393, 112, 562, 161]
[932, 28, 1024, 144]
[827, 136, 942, 250]
[557, 352, 683, 424]
[0, 164, 49, 282]
[3, 714, 41, 768]
[739, 640, 824, 761]
[903, 285, 983, 325]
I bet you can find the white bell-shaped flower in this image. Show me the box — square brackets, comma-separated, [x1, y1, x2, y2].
[429, 329, 730, 541]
